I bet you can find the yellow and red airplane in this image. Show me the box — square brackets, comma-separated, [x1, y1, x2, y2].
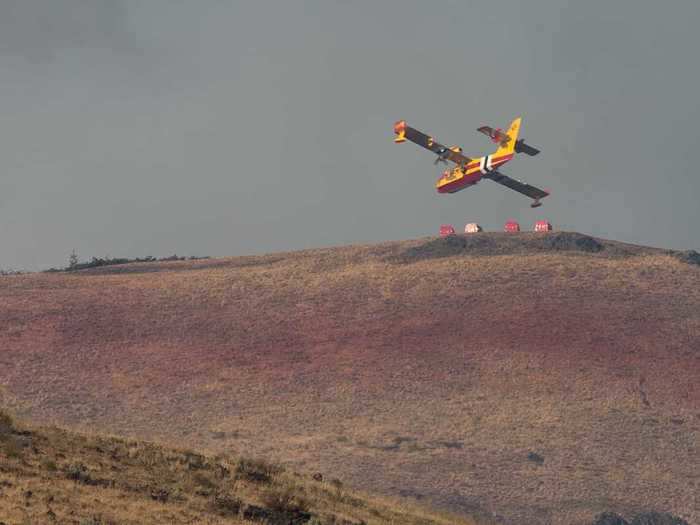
[393, 117, 549, 207]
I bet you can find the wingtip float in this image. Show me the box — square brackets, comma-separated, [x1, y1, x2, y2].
[393, 120, 407, 143]
[393, 116, 548, 208]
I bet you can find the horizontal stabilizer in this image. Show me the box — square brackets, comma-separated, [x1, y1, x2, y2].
[515, 139, 540, 156]
[477, 125, 511, 146]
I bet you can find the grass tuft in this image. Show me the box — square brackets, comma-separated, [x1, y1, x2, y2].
[235, 456, 282, 484]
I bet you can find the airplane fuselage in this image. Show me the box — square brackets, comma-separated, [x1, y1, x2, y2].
[436, 152, 514, 193]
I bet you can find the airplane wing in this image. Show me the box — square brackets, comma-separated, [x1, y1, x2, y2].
[485, 171, 549, 201]
[394, 121, 471, 166]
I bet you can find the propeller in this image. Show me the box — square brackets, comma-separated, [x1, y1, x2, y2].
[433, 148, 449, 165]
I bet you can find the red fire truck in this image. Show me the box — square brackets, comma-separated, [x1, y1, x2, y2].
[504, 220, 520, 233]
[439, 224, 456, 236]
[534, 220, 553, 232]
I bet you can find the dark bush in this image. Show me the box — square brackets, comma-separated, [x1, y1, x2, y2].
[150, 488, 170, 503]
[592, 512, 629, 525]
[0, 410, 14, 435]
[673, 249, 700, 266]
[193, 471, 217, 490]
[260, 486, 312, 524]
[213, 493, 242, 516]
[183, 451, 206, 470]
[79, 518, 107, 525]
[261, 486, 309, 514]
[66, 463, 92, 484]
[527, 451, 545, 465]
[1, 437, 22, 458]
[56, 254, 210, 272]
[630, 511, 689, 525]
[540, 232, 603, 253]
[235, 457, 281, 484]
[396, 231, 606, 263]
[242, 504, 274, 522]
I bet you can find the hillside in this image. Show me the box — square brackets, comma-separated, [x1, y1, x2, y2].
[1, 232, 699, 524]
[0, 409, 473, 525]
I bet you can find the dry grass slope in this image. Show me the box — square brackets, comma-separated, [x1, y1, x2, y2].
[1, 233, 699, 524]
[0, 409, 477, 525]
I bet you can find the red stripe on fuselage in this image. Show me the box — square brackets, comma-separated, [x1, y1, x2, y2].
[437, 172, 482, 193]
[436, 153, 514, 194]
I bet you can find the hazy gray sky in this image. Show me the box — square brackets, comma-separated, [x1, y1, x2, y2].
[2, 1, 699, 270]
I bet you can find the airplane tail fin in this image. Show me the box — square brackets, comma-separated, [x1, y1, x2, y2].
[493, 117, 521, 157]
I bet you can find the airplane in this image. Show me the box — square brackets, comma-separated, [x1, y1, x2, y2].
[393, 117, 549, 208]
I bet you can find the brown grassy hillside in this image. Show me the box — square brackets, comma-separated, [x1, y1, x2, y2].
[0, 409, 474, 525]
[1, 233, 699, 524]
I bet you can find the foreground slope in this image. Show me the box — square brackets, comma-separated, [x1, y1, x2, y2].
[1, 233, 699, 524]
[0, 410, 472, 525]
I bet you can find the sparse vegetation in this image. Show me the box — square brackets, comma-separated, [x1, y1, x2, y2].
[80, 518, 108, 525]
[2, 234, 698, 524]
[1, 435, 22, 459]
[69, 249, 79, 270]
[235, 456, 282, 484]
[330, 478, 344, 501]
[41, 457, 58, 471]
[0, 408, 13, 434]
[66, 462, 94, 484]
[193, 470, 218, 490]
[673, 249, 700, 266]
[590, 511, 690, 525]
[0, 267, 26, 276]
[213, 492, 243, 516]
[0, 413, 476, 524]
[0, 408, 21, 458]
[592, 513, 629, 525]
[45, 253, 210, 272]
[629, 512, 690, 525]
[261, 483, 310, 515]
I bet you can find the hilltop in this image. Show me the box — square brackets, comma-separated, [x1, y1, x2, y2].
[1, 232, 699, 524]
